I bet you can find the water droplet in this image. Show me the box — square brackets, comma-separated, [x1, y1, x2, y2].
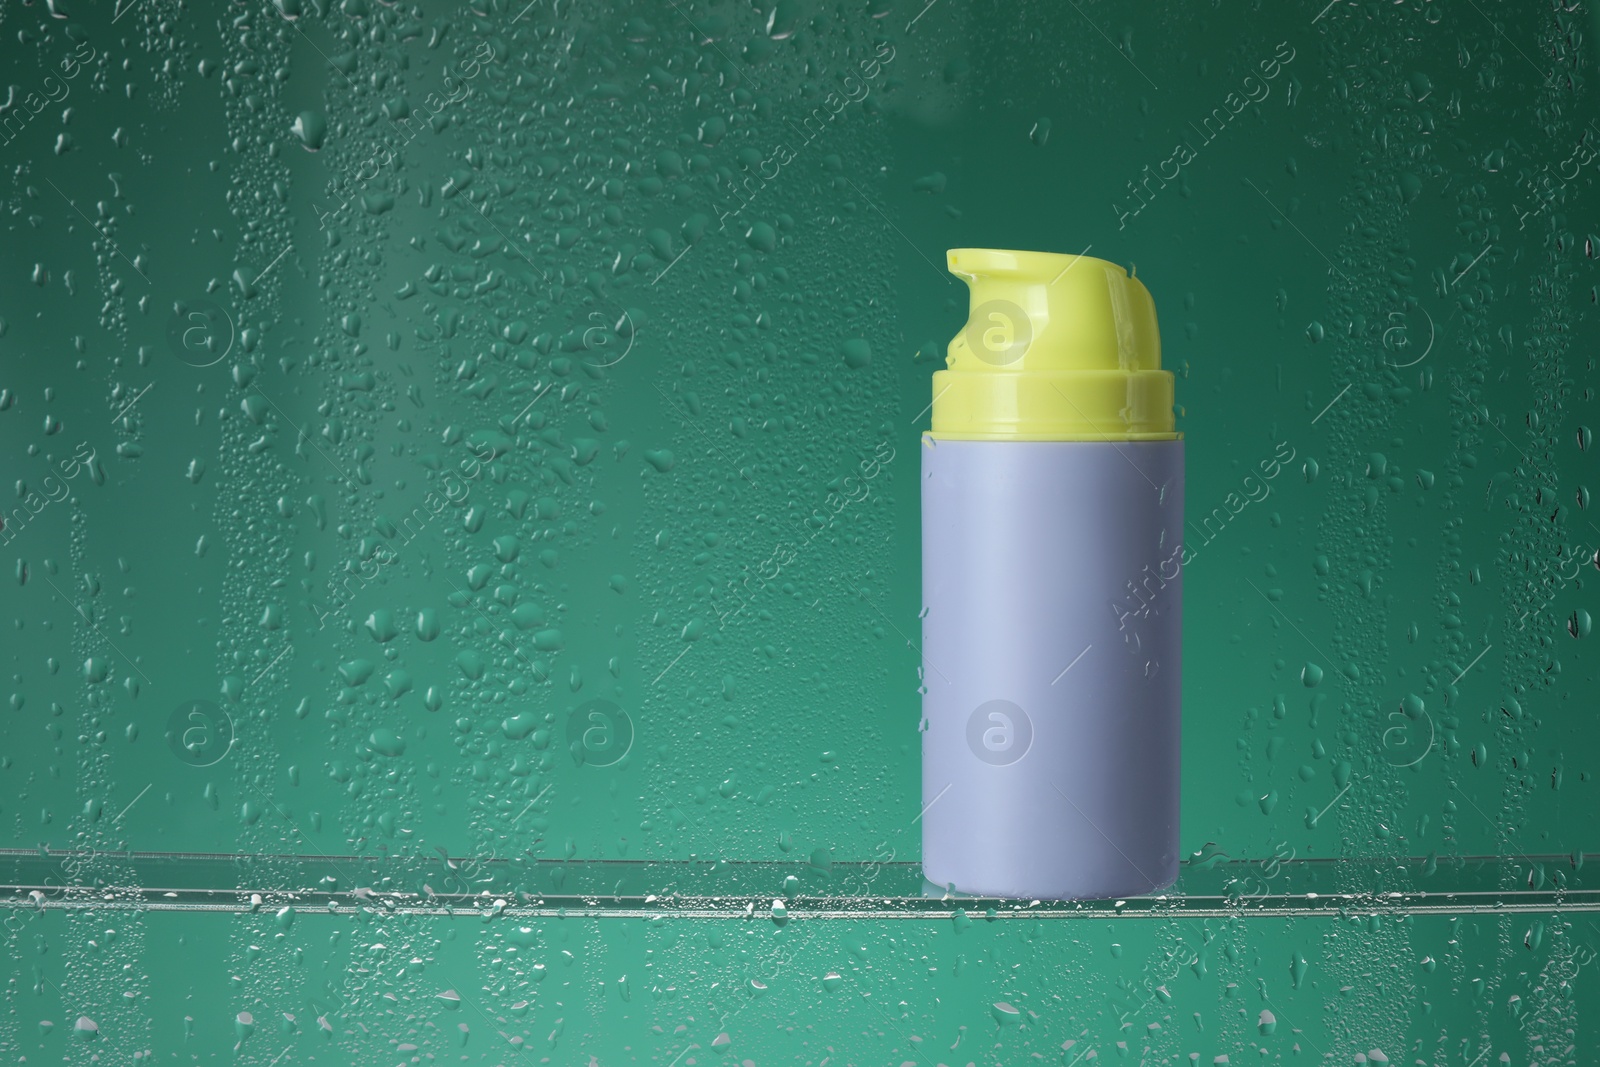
[840, 338, 873, 369]
[291, 110, 327, 150]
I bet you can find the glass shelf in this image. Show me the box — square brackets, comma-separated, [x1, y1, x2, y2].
[3, 848, 1593, 918]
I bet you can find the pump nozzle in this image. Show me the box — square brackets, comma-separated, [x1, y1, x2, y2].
[931, 248, 1178, 440]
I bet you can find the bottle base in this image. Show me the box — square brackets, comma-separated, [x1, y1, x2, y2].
[921, 862, 1178, 903]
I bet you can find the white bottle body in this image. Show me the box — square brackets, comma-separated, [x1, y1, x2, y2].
[921, 438, 1184, 900]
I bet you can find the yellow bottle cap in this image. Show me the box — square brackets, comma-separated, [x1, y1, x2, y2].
[930, 248, 1179, 441]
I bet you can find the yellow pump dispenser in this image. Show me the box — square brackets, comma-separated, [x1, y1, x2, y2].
[932, 248, 1180, 441]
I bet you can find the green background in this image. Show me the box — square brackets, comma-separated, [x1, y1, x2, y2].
[3, 0, 1599, 1060]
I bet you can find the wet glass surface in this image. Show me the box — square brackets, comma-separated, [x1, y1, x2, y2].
[3, 0, 1599, 1059]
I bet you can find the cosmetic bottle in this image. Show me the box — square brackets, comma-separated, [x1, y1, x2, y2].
[921, 247, 1183, 900]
